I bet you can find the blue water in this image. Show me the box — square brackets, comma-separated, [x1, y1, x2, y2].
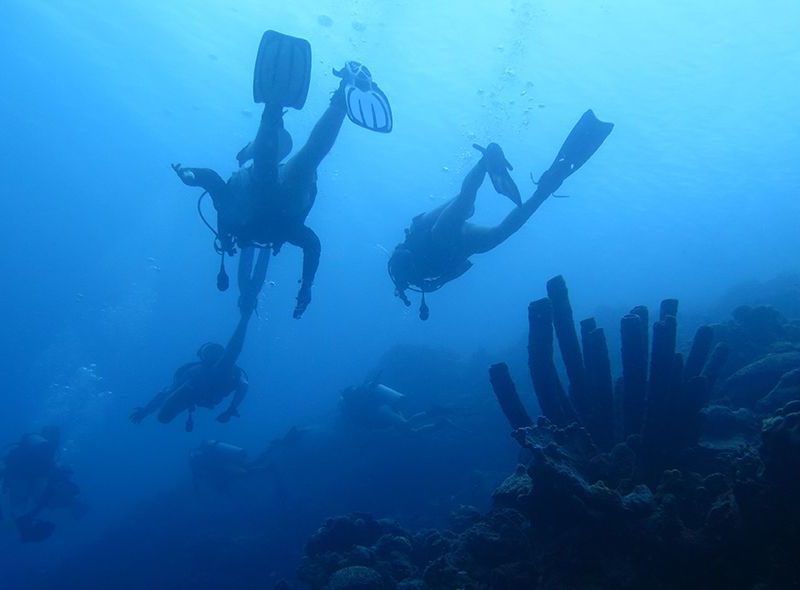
[1, 1, 798, 588]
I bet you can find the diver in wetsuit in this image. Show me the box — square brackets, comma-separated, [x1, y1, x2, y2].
[172, 85, 340, 318]
[173, 34, 391, 319]
[338, 381, 409, 431]
[129, 302, 254, 431]
[190, 440, 251, 492]
[337, 380, 459, 434]
[1, 427, 86, 542]
[388, 111, 614, 319]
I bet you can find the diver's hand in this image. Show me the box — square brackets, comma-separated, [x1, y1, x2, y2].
[217, 408, 239, 423]
[129, 407, 148, 424]
[293, 285, 312, 319]
[171, 163, 199, 187]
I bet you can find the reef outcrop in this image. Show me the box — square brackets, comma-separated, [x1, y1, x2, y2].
[299, 276, 800, 589]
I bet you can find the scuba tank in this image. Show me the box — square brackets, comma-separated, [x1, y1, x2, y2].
[372, 384, 406, 403]
[199, 441, 247, 464]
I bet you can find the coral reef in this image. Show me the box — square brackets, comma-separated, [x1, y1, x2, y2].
[713, 304, 800, 381]
[300, 276, 800, 589]
[298, 513, 420, 589]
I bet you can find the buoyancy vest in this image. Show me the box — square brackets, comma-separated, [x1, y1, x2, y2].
[401, 213, 473, 292]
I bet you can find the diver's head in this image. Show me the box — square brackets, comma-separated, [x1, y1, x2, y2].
[278, 128, 293, 162]
[388, 245, 415, 302]
[197, 342, 225, 365]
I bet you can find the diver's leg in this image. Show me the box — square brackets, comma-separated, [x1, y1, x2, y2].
[250, 248, 271, 293]
[430, 159, 488, 243]
[157, 384, 193, 424]
[237, 246, 255, 295]
[249, 103, 285, 190]
[413, 198, 455, 230]
[282, 85, 347, 187]
[237, 246, 271, 313]
[462, 191, 549, 255]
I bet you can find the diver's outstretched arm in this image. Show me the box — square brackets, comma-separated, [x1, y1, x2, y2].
[171, 164, 228, 203]
[218, 309, 253, 375]
[282, 86, 347, 187]
[286, 225, 321, 319]
[217, 373, 248, 423]
[462, 186, 550, 255]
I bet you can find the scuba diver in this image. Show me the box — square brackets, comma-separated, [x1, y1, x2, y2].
[339, 380, 409, 431]
[338, 380, 458, 433]
[190, 440, 251, 492]
[129, 303, 254, 431]
[388, 110, 614, 319]
[1, 427, 86, 542]
[173, 30, 392, 319]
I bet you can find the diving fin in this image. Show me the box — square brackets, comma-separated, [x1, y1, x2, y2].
[334, 61, 393, 133]
[253, 31, 312, 109]
[473, 143, 522, 206]
[488, 169, 521, 206]
[539, 110, 613, 193]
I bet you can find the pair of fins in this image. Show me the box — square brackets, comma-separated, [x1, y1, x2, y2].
[253, 31, 392, 133]
[475, 109, 614, 206]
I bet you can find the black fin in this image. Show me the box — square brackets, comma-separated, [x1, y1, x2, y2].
[253, 31, 312, 109]
[549, 109, 614, 182]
